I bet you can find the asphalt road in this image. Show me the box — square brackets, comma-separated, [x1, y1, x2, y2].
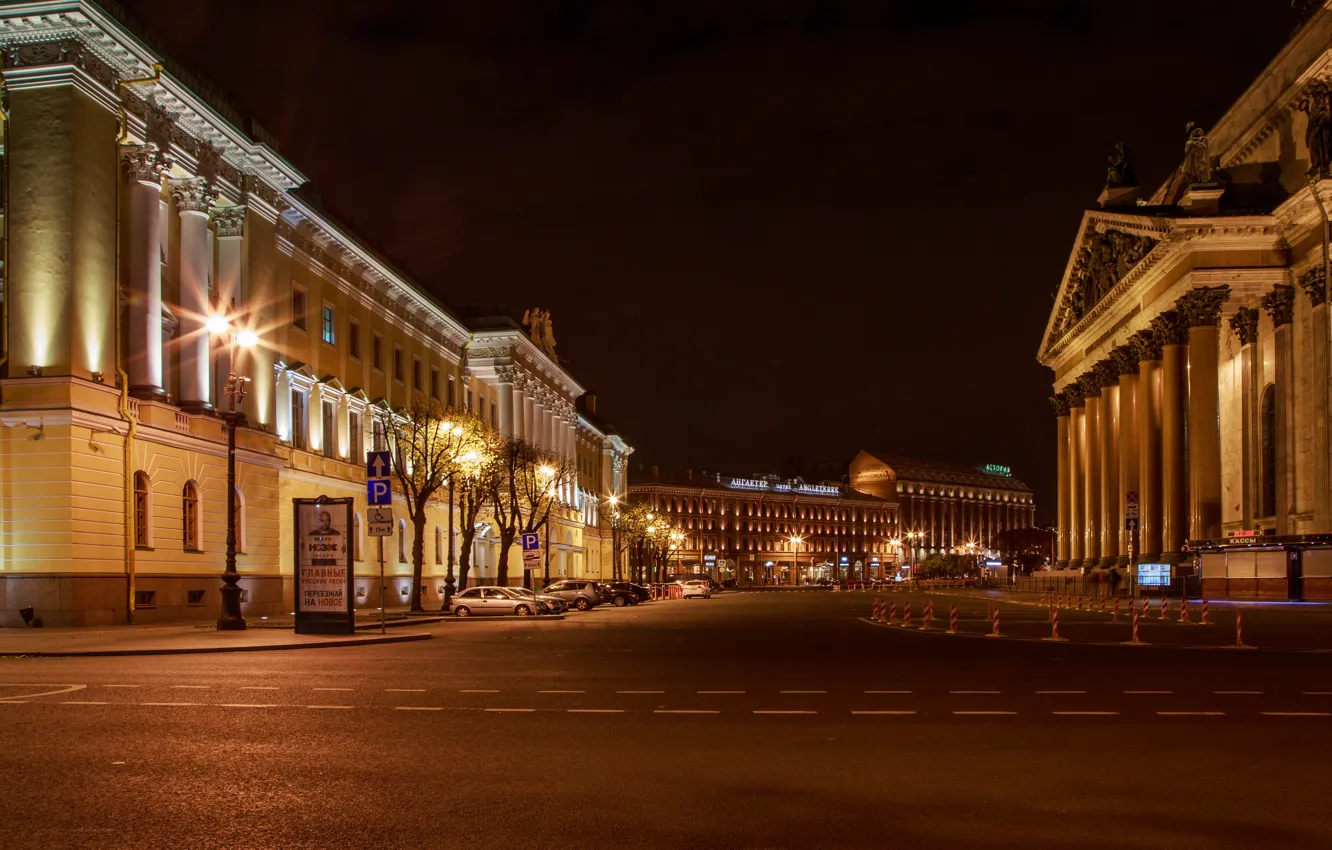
[3, 590, 1332, 849]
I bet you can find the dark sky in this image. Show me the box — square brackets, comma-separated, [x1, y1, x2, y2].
[117, 0, 1295, 520]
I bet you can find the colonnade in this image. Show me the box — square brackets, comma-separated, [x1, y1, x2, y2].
[902, 494, 1035, 553]
[1053, 285, 1231, 567]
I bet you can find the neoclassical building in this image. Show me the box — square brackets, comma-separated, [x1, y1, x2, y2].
[0, 2, 632, 625]
[1040, 4, 1332, 599]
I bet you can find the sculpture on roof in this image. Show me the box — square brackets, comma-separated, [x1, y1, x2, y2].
[1298, 78, 1332, 175]
[1105, 141, 1137, 189]
[1182, 122, 1213, 185]
[521, 308, 558, 362]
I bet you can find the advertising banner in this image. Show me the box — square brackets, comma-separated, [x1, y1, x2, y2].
[293, 497, 355, 635]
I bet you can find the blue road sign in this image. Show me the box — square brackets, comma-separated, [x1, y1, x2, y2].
[521, 532, 541, 552]
[368, 479, 392, 506]
[1125, 517, 1139, 532]
[366, 450, 392, 480]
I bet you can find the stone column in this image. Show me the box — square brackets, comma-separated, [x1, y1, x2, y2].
[1096, 362, 1120, 567]
[1299, 268, 1330, 530]
[1053, 393, 1070, 567]
[1153, 310, 1189, 560]
[1067, 387, 1086, 566]
[1179, 287, 1230, 543]
[1112, 346, 1140, 565]
[523, 391, 536, 444]
[1080, 373, 1103, 567]
[497, 370, 516, 439]
[1263, 285, 1297, 535]
[170, 178, 218, 413]
[212, 205, 245, 405]
[533, 397, 547, 449]
[122, 145, 170, 400]
[1131, 329, 1164, 562]
[1229, 308, 1260, 529]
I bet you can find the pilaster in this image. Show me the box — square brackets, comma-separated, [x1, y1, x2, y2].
[1262, 285, 1297, 535]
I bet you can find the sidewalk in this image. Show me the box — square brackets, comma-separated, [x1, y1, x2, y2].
[0, 623, 433, 657]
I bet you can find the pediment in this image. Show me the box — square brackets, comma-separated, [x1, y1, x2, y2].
[1037, 211, 1169, 364]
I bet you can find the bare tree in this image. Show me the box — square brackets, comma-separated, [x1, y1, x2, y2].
[486, 437, 575, 588]
[453, 432, 503, 592]
[378, 401, 484, 612]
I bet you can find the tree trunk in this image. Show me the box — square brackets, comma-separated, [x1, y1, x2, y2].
[497, 527, 516, 587]
[410, 511, 427, 612]
[457, 491, 475, 592]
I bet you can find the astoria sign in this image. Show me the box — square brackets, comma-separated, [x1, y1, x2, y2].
[725, 477, 841, 497]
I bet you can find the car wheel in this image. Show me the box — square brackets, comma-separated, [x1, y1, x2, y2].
[515, 604, 532, 616]
[612, 595, 628, 607]
[455, 606, 471, 617]
[576, 597, 591, 611]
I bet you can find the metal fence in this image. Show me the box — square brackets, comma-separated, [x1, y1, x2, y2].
[1015, 574, 1199, 599]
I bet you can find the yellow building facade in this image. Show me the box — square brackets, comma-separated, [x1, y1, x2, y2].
[0, 2, 632, 625]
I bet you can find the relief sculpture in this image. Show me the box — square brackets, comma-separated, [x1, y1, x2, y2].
[1052, 228, 1158, 340]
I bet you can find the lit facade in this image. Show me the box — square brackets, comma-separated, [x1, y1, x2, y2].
[1040, 6, 1332, 599]
[0, 2, 632, 625]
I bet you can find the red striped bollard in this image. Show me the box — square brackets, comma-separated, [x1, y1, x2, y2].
[1043, 607, 1068, 642]
[888, 601, 898, 626]
[1112, 595, 1120, 624]
[1099, 591, 1106, 614]
[946, 603, 959, 635]
[1077, 593, 1084, 612]
[1040, 590, 1047, 606]
[920, 599, 934, 630]
[1201, 599, 1210, 625]
[1160, 597, 1169, 621]
[1232, 609, 1253, 649]
[1179, 597, 1190, 625]
[1120, 608, 1148, 645]
[986, 606, 1002, 637]
[903, 601, 913, 628]
[1141, 598, 1149, 621]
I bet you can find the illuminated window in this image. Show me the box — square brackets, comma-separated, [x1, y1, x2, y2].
[448, 374, 456, 407]
[183, 480, 200, 551]
[321, 304, 335, 345]
[134, 471, 152, 548]
[290, 390, 307, 451]
[291, 286, 307, 331]
[398, 518, 407, 563]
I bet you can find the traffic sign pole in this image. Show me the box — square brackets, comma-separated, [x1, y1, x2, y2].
[378, 535, 385, 634]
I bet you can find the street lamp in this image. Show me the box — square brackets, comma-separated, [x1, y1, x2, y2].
[607, 495, 622, 581]
[441, 428, 469, 607]
[789, 535, 804, 585]
[208, 314, 257, 631]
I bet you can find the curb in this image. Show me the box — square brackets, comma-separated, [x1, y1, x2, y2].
[0, 631, 433, 658]
[439, 614, 567, 622]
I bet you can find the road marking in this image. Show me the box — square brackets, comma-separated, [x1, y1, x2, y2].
[653, 709, 719, 715]
[754, 710, 817, 715]
[1213, 691, 1263, 695]
[618, 690, 666, 694]
[1052, 711, 1120, 716]
[864, 690, 912, 695]
[1302, 691, 1332, 695]
[1156, 711, 1225, 716]
[851, 710, 917, 715]
[396, 706, 443, 711]
[219, 704, 275, 708]
[101, 685, 141, 688]
[308, 705, 354, 710]
[0, 684, 87, 701]
[460, 689, 499, 693]
[1125, 690, 1172, 694]
[567, 709, 626, 714]
[62, 701, 108, 705]
[385, 689, 426, 693]
[780, 690, 827, 694]
[240, 687, 280, 691]
[485, 708, 536, 713]
[1262, 711, 1332, 717]
[1037, 690, 1087, 694]
[950, 690, 1001, 695]
[697, 690, 745, 694]
[0, 701, 29, 704]
[313, 688, 354, 692]
[539, 690, 585, 694]
[170, 685, 210, 689]
[953, 710, 1017, 715]
[140, 702, 200, 706]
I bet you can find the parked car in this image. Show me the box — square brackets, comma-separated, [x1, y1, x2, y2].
[541, 579, 602, 611]
[678, 579, 711, 599]
[451, 586, 543, 617]
[509, 586, 567, 614]
[601, 582, 643, 607]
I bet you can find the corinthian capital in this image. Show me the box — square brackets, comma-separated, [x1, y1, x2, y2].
[211, 204, 247, 238]
[1176, 285, 1231, 328]
[1049, 393, 1070, 417]
[1150, 309, 1189, 346]
[1261, 285, 1295, 328]
[1298, 266, 1327, 308]
[121, 143, 171, 184]
[169, 177, 218, 214]
[1127, 329, 1163, 363]
[1228, 307, 1259, 346]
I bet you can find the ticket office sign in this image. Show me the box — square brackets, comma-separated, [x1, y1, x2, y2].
[293, 497, 355, 635]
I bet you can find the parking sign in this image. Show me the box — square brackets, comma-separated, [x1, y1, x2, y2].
[521, 533, 541, 572]
[367, 479, 392, 506]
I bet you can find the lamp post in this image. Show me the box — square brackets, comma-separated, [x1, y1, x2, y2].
[789, 535, 804, 586]
[607, 495, 621, 581]
[439, 426, 468, 607]
[207, 315, 258, 631]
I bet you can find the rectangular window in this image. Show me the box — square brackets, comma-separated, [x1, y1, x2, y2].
[134, 590, 157, 609]
[350, 411, 363, 461]
[466, 388, 473, 412]
[291, 391, 307, 451]
[322, 399, 337, 458]
[429, 367, 439, 399]
[372, 333, 383, 371]
[292, 286, 307, 331]
[348, 319, 361, 360]
[412, 357, 423, 392]
[372, 417, 387, 452]
[321, 304, 335, 345]
[448, 375, 456, 408]
[393, 346, 404, 383]
[490, 401, 497, 429]
[187, 589, 206, 606]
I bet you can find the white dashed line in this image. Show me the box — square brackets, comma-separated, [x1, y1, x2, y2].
[697, 690, 745, 694]
[779, 690, 827, 695]
[308, 705, 354, 710]
[219, 704, 275, 708]
[1037, 690, 1087, 695]
[396, 706, 443, 711]
[950, 690, 1001, 695]
[313, 688, 354, 692]
[1213, 691, 1264, 695]
[851, 710, 917, 716]
[1156, 711, 1225, 716]
[0, 701, 29, 704]
[953, 711, 1018, 715]
[1303, 691, 1332, 695]
[460, 689, 499, 694]
[1125, 690, 1173, 695]
[654, 709, 719, 715]
[1052, 711, 1120, 716]
[170, 685, 210, 690]
[539, 690, 585, 694]
[62, 701, 108, 705]
[485, 708, 536, 713]
[567, 709, 625, 714]
[618, 690, 666, 694]
[1262, 711, 1332, 717]
[140, 702, 200, 707]
[385, 689, 426, 693]
[754, 710, 817, 715]
[240, 687, 280, 691]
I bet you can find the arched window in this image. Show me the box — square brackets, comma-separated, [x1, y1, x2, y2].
[435, 525, 443, 565]
[398, 518, 407, 563]
[233, 488, 247, 553]
[133, 471, 152, 548]
[182, 480, 201, 551]
[353, 513, 363, 561]
[1261, 384, 1277, 518]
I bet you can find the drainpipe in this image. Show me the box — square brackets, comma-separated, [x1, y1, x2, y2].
[114, 63, 162, 624]
[1310, 176, 1332, 535]
[1, 76, 10, 378]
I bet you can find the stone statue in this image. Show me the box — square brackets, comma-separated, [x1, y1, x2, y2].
[1298, 79, 1332, 175]
[1105, 142, 1137, 189]
[1182, 122, 1213, 184]
[521, 308, 559, 362]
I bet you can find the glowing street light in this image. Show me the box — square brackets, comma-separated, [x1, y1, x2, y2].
[789, 534, 805, 586]
[207, 314, 258, 631]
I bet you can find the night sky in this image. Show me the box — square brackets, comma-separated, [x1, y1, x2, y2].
[116, 0, 1295, 520]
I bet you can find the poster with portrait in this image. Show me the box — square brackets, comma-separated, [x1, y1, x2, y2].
[293, 496, 354, 634]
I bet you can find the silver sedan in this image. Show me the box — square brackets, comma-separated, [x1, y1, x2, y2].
[450, 586, 545, 617]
